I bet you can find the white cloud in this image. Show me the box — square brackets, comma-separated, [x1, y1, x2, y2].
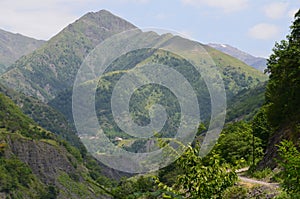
[248, 23, 279, 40]
[181, 0, 249, 13]
[0, 0, 88, 39]
[264, 2, 289, 19]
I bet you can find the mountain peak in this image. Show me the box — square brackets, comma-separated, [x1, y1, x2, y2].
[61, 9, 137, 45]
[1, 10, 137, 101]
[82, 9, 118, 20]
[76, 9, 137, 31]
[86, 9, 115, 16]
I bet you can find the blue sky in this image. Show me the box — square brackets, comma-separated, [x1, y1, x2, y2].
[0, 0, 299, 57]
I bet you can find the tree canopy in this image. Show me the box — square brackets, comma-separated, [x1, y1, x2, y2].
[265, 9, 300, 128]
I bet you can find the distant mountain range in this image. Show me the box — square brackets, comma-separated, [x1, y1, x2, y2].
[0, 29, 45, 74]
[0, 9, 268, 146]
[208, 43, 267, 72]
[0, 10, 267, 103]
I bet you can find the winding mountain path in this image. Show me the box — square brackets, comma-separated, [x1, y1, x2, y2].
[236, 167, 280, 188]
[238, 176, 280, 187]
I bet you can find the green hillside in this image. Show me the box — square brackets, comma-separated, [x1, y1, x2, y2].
[98, 46, 267, 135]
[0, 83, 85, 151]
[204, 45, 267, 98]
[50, 39, 267, 155]
[50, 39, 267, 122]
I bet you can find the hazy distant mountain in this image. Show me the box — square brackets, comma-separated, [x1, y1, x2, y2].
[208, 43, 267, 72]
[0, 29, 45, 74]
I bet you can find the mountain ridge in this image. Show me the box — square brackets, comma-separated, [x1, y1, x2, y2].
[1, 10, 268, 139]
[208, 43, 267, 72]
[0, 28, 45, 74]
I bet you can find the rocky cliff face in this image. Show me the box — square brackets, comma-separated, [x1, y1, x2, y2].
[7, 137, 76, 184]
[258, 124, 300, 169]
[1, 133, 109, 198]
